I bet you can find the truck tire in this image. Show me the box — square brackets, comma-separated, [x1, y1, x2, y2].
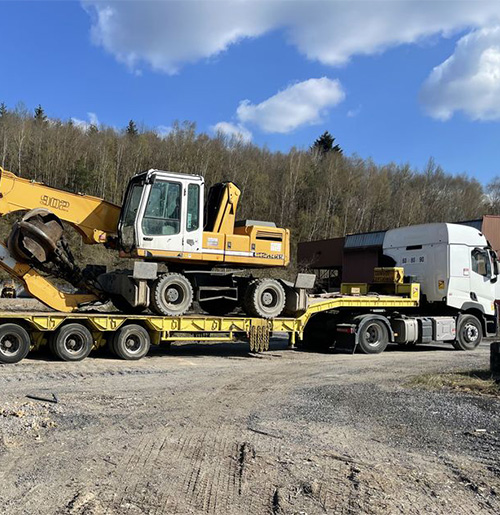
[150, 273, 193, 316]
[454, 315, 482, 350]
[49, 323, 93, 361]
[298, 313, 334, 352]
[243, 278, 286, 318]
[357, 319, 389, 354]
[199, 299, 238, 316]
[0, 323, 30, 364]
[112, 324, 150, 360]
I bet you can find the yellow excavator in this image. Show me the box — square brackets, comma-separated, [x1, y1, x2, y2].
[0, 167, 291, 317]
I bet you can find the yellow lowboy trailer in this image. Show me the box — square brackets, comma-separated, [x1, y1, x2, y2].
[0, 282, 420, 363]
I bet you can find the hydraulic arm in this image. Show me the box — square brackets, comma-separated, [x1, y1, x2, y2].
[0, 167, 121, 311]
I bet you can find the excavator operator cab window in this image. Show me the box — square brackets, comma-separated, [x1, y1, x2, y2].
[187, 184, 200, 231]
[142, 180, 181, 236]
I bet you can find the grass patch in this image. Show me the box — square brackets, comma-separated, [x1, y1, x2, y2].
[408, 369, 500, 397]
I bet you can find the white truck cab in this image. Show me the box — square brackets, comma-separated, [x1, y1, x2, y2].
[383, 223, 499, 316]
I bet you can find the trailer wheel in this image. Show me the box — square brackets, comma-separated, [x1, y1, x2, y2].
[0, 323, 30, 364]
[455, 315, 482, 350]
[112, 324, 150, 360]
[49, 323, 93, 361]
[243, 279, 286, 318]
[151, 273, 193, 316]
[357, 319, 389, 354]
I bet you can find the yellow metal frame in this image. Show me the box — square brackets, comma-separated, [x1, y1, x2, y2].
[1, 283, 420, 350]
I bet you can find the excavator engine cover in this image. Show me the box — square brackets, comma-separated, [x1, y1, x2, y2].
[8, 209, 64, 264]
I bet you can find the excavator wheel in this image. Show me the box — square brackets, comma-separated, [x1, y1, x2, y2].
[243, 278, 286, 319]
[150, 273, 194, 316]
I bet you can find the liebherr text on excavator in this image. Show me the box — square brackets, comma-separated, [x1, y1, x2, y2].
[0, 167, 294, 317]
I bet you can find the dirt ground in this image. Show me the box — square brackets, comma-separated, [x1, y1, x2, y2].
[0, 329, 499, 515]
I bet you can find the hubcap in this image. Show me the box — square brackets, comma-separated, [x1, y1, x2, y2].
[165, 286, 181, 304]
[125, 335, 141, 353]
[365, 324, 381, 346]
[464, 323, 479, 343]
[0, 334, 20, 355]
[64, 334, 84, 354]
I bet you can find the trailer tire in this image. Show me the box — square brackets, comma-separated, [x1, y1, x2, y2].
[112, 324, 150, 360]
[357, 319, 389, 354]
[0, 323, 30, 364]
[243, 279, 286, 318]
[455, 315, 482, 350]
[49, 323, 93, 362]
[151, 273, 193, 316]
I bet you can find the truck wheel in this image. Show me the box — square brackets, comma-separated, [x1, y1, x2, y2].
[150, 273, 193, 316]
[199, 299, 238, 316]
[455, 315, 482, 350]
[0, 323, 30, 364]
[49, 323, 93, 361]
[357, 319, 389, 354]
[243, 279, 286, 318]
[112, 324, 150, 360]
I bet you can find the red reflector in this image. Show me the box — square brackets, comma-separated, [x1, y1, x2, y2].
[337, 326, 355, 334]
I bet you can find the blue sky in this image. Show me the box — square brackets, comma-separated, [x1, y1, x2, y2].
[2, 1, 500, 183]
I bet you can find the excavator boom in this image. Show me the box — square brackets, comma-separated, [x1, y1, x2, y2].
[0, 167, 121, 244]
[0, 168, 122, 312]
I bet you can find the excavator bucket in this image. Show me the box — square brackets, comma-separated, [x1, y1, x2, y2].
[8, 208, 64, 264]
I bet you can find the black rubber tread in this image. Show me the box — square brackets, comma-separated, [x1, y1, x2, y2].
[243, 278, 286, 318]
[357, 319, 389, 354]
[454, 315, 482, 351]
[49, 323, 93, 362]
[0, 323, 31, 364]
[199, 299, 238, 316]
[150, 273, 194, 316]
[112, 324, 151, 360]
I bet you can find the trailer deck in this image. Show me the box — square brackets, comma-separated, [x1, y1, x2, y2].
[0, 283, 420, 362]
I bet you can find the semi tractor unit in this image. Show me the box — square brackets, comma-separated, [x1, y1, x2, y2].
[0, 167, 290, 318]
[304, 223, 499, 352]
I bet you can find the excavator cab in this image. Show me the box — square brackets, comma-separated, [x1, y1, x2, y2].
[118, 169, 204, 257]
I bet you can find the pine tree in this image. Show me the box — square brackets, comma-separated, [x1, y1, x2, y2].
[126, 119, 138, 136]
[0, 103, 7, 118]
[312, 131, 342, 155]
[33, 104, 48, 125]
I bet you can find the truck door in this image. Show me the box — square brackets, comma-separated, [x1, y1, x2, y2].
[470, 247, 496, 313]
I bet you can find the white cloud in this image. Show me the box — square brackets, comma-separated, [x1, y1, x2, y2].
[71, 112, 99, 131]
[235, 78, 344, 133]
[420, 27, 500, 121]
[82, 1, 500, 74]
[347, 105, 362, 118]
[156, 125, 173, 139]
[212, 122, 252, 143]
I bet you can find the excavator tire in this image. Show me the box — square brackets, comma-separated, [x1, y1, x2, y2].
[150, 273, 194, 316]
[243, 278, 286, 319]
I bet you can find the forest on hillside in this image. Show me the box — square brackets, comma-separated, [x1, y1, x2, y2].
[0, 103, 499, 254]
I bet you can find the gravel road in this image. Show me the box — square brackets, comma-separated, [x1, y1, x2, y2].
[0, 338, 499, 514]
